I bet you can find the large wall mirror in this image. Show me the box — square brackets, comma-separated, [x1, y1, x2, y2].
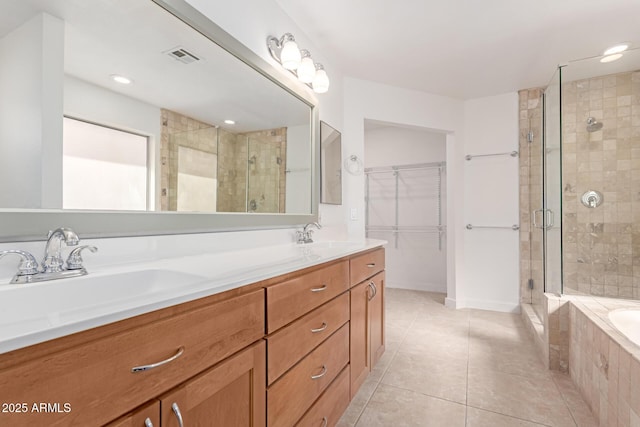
[0, 0, 319, 241]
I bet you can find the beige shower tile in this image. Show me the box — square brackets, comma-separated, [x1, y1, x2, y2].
[382, 351, 468, 404]
[468, 370, 576, 427]
[355, 384, 466, 427]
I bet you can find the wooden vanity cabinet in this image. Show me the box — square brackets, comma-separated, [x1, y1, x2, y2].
[105, 401, 160, 427]
[349, 249, 386, 398]
[0, 246, 386, 427]
[160, 341, 265, 427]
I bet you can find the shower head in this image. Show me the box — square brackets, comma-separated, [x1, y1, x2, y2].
[586, 117, 603, 132]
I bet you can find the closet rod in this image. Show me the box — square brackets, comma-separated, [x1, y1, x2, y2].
[464, 151, 518, 161]
[364, 161, 445, 174]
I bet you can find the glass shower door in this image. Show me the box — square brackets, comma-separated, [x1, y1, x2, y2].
[543, 67, 563, 295]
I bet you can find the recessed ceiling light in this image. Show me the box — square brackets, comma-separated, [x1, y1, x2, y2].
[111, 74, 132, 84]
[224, 119, 235, 125]
[603, 44, 629, 56]
[600, 54, 623, 63]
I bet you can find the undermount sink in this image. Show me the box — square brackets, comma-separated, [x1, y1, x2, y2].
[0, 269, 207, 329]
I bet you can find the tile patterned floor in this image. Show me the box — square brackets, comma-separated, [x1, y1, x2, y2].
[337, 288, 598, 427]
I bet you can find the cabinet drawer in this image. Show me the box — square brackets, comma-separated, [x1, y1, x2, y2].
[267, 293, 349, 384]
[296, 365, 350, 427]
[267, 324, 349, 427]
[349, 248, 385, 286]
[266, 261, 349, 332]
[0, 289, 265, 427]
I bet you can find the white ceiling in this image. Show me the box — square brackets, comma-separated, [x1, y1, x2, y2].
[275, 0, 640, 99]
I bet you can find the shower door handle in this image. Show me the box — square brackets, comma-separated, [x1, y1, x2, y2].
[545, 210, 554, 229]
[532, 209, 544, 229]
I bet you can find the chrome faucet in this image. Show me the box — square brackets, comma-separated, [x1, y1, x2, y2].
[297, 222, 322, 244]
[0, 227, 97, 284]
[42, 227, 80, 273]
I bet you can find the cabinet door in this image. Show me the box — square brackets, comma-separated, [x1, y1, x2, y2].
[160, 341, 265, 427]
[104, 401, 159, 427]
[369, 272, 385, 368]
[349, 280, 371, 398]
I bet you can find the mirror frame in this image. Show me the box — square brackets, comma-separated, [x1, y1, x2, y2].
[0, 0, 319, 242]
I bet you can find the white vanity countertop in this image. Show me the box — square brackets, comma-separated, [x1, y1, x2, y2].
[0, 239, 385, 354]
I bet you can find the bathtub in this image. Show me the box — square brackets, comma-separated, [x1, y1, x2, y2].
[609, 308, 640, 347]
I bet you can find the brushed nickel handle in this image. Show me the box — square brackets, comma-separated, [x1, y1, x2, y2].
[311, 284, 327, 292]
[371, 281, 378, 298]
[171, 403, 184, 427]
[144, 418, 154, 427]
[311, 322, 328, 333]
[321, 416, 328, 427]
[367, 263, 376, 268]
[311, 365, 327, 380]
[131, 347, 184, 373]
[367, 282, 375, 301]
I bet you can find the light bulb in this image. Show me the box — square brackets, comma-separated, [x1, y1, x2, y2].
[297, 51, 316, 83]
[280, 34, 301, 70]
[312, 65, 329, 93]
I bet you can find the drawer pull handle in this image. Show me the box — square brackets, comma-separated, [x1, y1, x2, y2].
[311, 322, 328, 333]
[311, 365, 327, 380]
[321, 417, 328, 427]
[311, 284, 327, 292]
[368, 282, 375, 301]
[144, 418, 154, 427]
[171, 403, 184, 427]
[367, 263, 376, 268]
[131, 347, 185, 373]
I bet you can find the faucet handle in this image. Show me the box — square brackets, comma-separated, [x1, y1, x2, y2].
[66, 245, 98, 270]
[0, 250, 39, 276]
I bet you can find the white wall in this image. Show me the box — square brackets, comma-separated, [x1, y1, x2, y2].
[461, 92, 520, 312]
[365, 125, 447, 292]
[285, 124, 312, 213]
[343, 77, 466, 306]
[0, 13, 64, 209]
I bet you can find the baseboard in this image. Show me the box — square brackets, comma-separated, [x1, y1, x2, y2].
[444, 297, 457, 309]
[455, 298, 521, 313]
[386, 281, 446, 293]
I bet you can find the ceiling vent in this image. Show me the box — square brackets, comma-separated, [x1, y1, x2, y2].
[164, 47, 200, 64]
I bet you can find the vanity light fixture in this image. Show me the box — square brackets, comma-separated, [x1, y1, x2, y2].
[267, 33, 330, 93]
[224, 119, 236, 125]
[110, 74, 132, 85]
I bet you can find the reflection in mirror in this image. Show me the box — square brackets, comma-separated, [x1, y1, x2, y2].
[0, 0, 313, 215]
[320, 121, 342, 205]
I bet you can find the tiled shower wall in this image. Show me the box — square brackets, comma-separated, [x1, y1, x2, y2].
[160, 109, 217, 211]
[562, 70, 640, 298]
[518, 89, 545, 311]
[160, 109, 287, 213]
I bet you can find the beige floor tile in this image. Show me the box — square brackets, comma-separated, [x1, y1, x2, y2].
[356, 384, 466, 427]
[468, 370, 576, 427]
[550, 372, 599, 427]
[399, 328, 469, 360]
[368, 347, 397, 383]
[468, 337, 549, 379]
[466, 407, 549, 426]
[337, 375, 380, 427]
[381, 351, 468, 404]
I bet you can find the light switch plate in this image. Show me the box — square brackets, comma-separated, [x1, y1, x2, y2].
[350, 208, 357, 221]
